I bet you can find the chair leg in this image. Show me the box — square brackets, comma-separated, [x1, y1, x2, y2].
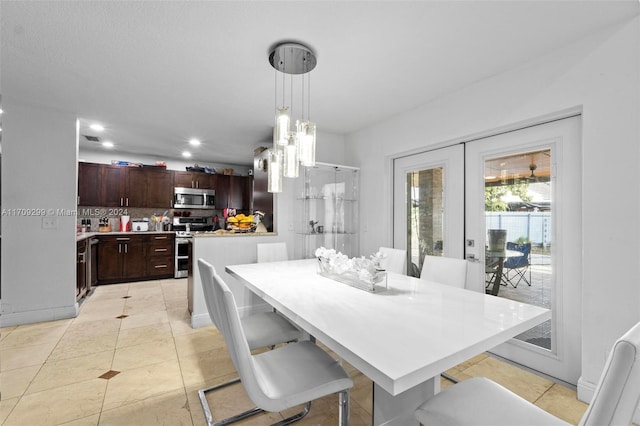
[338, 389, 350, 426]
[199, 378, 313, 426]
[198, 377, 265, 426]
[272, 402, 312, 426]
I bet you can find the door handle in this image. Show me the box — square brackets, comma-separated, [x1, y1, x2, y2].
[466, 253, 482, 263]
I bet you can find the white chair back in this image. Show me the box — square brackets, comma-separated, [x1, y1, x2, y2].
[420, 255, 468, 288]
[257, 242, 288, 263]
[580, 321, 640, 426]
[378, 247, 407, 274]
[198, 259, 223, 330]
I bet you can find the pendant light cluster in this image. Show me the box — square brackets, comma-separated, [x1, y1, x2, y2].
[267, 42, 317, 193]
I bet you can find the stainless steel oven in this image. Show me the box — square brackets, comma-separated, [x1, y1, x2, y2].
[173, 217, 213, 278]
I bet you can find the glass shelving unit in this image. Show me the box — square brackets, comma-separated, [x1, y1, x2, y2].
[294, 162, 359, 259]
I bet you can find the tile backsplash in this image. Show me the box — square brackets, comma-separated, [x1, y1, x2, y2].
[77, 207, 220, 231]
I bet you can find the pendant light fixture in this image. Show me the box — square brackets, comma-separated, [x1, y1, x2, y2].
[268, 41, 317, 192]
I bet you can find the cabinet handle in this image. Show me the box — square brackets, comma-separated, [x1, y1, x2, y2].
[118, 243, 122, 253]
[191, 181, 195, 188]
[154, 264, 168, 268]
[125, 243, 128, 254]
[126, 198, 129, 207]
[154, 236, 168, 240]
[78, 252, 85, 263]
[120, 197, 123, 207]
[117, 237, 130, 241]
[155, 248, 168, 252]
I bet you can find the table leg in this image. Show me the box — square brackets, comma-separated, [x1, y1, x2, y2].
[373, 377, 439, 426]
[488, 260, 505, 296]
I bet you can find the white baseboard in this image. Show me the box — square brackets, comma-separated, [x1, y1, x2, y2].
[0, 304, 78, 327]
[577, 376, 596, 403]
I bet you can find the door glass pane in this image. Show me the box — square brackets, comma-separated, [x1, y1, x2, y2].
[407, 167, 444, 277]
[484, 149, 552, 350]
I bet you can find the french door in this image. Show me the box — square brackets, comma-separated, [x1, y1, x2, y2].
[392, 116, 582, 384]
[393, 145, 464, 276]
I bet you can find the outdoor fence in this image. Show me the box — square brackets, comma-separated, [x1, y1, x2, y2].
[486, 211, 551, 248]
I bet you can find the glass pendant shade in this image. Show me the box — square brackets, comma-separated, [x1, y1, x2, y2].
[283, 133, 299, 178]
[275, 107, 290, 146]
[298, 121, 316, 167]
[267, 148, 283, 193]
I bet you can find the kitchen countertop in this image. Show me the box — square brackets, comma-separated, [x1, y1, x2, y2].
[192, 231, 277, 238]
[76, 230, 276, 241]
[75, 230, 174, 242]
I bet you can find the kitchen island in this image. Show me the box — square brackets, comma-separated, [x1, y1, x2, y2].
[188, 231, 283, 328]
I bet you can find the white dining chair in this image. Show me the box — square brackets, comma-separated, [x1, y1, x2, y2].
[197, 259, 304, 425]
[420, 255, 468, 288]
[415, 320, 640, 426]
[378, 246, 407, 274]
[203, 259, 353, 425]
[256, 242, 288, 263]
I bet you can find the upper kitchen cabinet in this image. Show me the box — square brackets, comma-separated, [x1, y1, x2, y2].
[174, 171, 216, 189]
[77, 162, 102, 206]
[215, 175, 253, 211]
[127, 167, 174, 208]
[78, 162, 173, 208]
[229, 175, 253, 211]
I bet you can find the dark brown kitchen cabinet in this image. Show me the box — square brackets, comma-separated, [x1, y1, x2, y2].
[97, 235, 146, 284]
[229, 175, 253, 210]
[146, 234, 174, 278]
[214, 175, 230, 209]
[78, 162, 173, 208]
[213, 175, 252, 210]
[101, 165, 127, 207]
[77, 162, 102, 206]
[97, 233, 174, 284]
[127, 167, 173, 208]
[76, 239, 88, 300]
[174, 171, 216, 189]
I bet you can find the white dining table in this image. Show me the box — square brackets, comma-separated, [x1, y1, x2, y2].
[226, 259, 551, 426]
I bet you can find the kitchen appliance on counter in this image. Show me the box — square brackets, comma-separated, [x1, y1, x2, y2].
[131, 219, 149, 232]
[173, 216, 214, 278]
[173, 187, 215, 209]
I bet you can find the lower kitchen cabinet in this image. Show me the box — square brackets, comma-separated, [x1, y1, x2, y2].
[97, 233, 174, 284]
[147, 234, 175, 278]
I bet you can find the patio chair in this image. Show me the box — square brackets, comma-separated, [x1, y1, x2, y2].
[502, 242, 531, 288]
[415, 320, 640, 426]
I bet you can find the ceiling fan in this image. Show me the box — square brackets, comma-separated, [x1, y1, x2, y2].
[528, 162, 538, 181]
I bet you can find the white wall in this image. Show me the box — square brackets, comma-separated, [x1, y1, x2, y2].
[1, 102, 78, 325]
[345, 17, 640, 402]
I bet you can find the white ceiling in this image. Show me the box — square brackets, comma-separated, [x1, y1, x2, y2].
[2, 1, 638, 166]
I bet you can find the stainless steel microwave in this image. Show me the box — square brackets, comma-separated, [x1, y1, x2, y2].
[173, 187, 215, 209]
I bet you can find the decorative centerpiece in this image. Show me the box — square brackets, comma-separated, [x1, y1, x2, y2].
[315, 247, 388, 292]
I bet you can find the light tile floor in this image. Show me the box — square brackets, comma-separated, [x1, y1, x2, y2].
[0, 278, 588, 425]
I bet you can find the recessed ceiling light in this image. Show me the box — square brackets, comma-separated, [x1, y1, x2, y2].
[90, 123, 104, 132]
[0, 108, 3, 114]
[102, 141, 114, 148]
[182, 151, 192, 158]
[189, 138, 201, 146]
